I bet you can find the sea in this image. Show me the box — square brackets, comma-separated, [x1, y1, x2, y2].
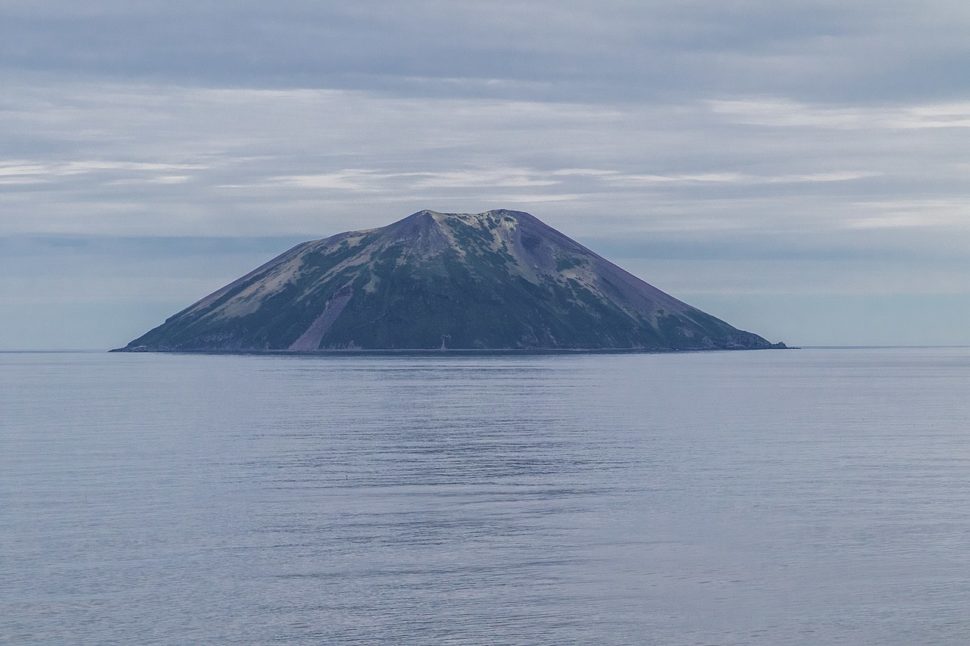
[3, 348, 970, 645]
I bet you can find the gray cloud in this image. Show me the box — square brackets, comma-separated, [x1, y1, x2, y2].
[2, 80, 966, 238]
[2, 1, 969, 102]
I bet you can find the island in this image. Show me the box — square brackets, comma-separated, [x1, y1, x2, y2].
[115, 209, 784, 352]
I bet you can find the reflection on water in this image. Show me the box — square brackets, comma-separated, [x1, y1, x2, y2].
[3, 349, 970, 644]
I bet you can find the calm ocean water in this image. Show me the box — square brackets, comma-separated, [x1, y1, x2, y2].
[3, 348, 970, 644]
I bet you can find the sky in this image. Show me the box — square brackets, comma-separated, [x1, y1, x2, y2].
[2, 0, 969, 349]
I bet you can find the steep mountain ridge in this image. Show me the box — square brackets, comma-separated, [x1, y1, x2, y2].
[119, 209, 783, 352]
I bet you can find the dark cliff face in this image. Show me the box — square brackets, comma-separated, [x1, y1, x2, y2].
[120, 209, 783, 352]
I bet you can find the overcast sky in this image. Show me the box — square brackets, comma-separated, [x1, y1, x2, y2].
[2, 0, 969, 348]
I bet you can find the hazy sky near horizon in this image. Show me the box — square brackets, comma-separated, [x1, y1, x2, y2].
[2, 0, 969, 348]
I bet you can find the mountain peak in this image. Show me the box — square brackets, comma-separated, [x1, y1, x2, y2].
[118, 209, 783, 352]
